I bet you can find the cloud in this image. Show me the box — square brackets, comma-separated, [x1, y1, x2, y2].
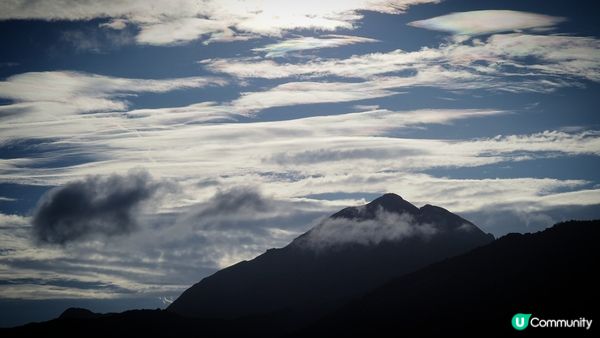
[60, 28, 134, 53]
[296, 209, 437, 248]
[232, 81, 398, 114]
[176, 186, 337, 239]
[206, 33, 600, 91]
[0, 213, 29, 228]
[0, 0, 438, 45]
[253, 35, 378, 57]
[135, 18, 231, 46]
[407, 10, 565, 36]
[194, 187, 269, 218]
[0, 71, 226, 123]
[123, 102, 240, 125]
[31, 170, 167, 245]
[99, 19, 128, 30]
[463, 203, 600, 236]
[268, 147, 421, 165]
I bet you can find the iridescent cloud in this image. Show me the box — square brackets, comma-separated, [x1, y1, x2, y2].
[408, 10, 565, 36]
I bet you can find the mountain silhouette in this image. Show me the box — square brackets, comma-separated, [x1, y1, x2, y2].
[299, 220, 599, 337]
[4, 219, 597, 337]
[167, 193, 493, 328]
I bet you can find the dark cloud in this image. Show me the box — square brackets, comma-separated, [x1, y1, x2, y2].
[182, 186, 331, 233]
[196, 186, 269, 218]
[32, 170, 164, 245]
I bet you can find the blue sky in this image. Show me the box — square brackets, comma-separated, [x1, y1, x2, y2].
[1, 0, 600, 327]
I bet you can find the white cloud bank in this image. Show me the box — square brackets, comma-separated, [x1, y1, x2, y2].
[0, 0, 439, 45]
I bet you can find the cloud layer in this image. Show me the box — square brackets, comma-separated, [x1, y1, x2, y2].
[0, 0, 438, 45]
[207, 33, 600, 94]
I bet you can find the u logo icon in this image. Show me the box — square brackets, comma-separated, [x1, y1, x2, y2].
[512, 313, 532, 330]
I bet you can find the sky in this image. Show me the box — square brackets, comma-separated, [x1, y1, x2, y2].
[1, 0, 600, 327]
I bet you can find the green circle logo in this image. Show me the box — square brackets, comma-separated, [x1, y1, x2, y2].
[512, 313, 532, 330]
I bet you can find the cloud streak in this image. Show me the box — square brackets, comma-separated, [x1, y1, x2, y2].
[252, 35, 379, 57]
[232, 81, 398, 114]
[0, 71, 225, 124]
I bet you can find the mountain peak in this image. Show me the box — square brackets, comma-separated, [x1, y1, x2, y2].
[369, 193, 405, 205]
[366, 193, 420, 215]
[331, 193, 420, 220]
[59, 307, 100, 320]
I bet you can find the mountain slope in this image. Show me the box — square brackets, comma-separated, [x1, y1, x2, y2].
[167, 193, 494, 326]
[300, 220, 600, 337]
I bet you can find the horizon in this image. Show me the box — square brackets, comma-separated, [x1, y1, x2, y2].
[1, 0, 599, 329]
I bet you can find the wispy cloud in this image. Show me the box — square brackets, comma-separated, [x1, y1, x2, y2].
[0, 0, 438, 45]
[60, 27, 134, 53]
[135, 17, 233, 46]
[206, 33, 600, 92]
[232, 81, 398, 114]
[408, 10, 565, 36]
[2, 104, 598, 193]
[252, 35, 379, 57]
[0, 71, 226, 124]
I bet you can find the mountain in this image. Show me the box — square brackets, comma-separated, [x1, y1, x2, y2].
[4, 219, 597, 338]
[167, 193, 494, 329]
[299, 220, 600, 337]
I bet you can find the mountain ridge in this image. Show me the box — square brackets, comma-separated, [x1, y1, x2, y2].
[298, 219, 599, 337]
